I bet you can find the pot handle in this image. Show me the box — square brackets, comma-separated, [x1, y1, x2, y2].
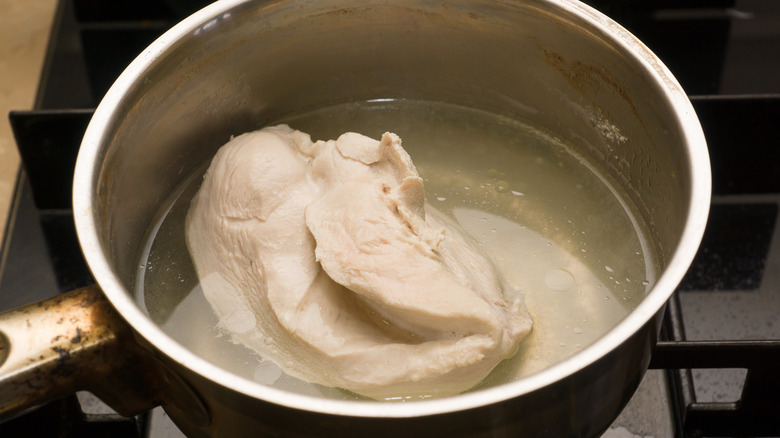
[0, 285, 164, 421]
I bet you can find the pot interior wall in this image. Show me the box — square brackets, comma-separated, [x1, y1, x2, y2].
[91, 0, 691, 295]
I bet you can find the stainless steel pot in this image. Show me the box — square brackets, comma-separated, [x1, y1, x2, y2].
[0, 0, 710, 436]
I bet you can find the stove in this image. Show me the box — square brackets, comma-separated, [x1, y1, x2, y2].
[1, 0, 779, 436]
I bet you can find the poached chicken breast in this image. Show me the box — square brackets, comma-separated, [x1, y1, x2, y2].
[186, 125, 532, 399]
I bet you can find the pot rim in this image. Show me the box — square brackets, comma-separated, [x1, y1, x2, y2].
[72, 0, 711, 418]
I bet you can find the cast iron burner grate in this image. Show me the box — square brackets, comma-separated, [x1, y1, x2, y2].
[2, 0, 780, 437]
[653, 299, 780, 438]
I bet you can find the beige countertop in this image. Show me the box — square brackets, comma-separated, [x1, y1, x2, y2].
[0, 0, 58, 235]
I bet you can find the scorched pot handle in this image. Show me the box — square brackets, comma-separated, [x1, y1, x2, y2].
[0, 285, 164, 421]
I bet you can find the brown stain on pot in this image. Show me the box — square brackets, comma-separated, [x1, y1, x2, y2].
[542, 48, 646, 132]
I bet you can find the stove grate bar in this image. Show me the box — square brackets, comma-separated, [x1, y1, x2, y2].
[652, 294, 780, 437]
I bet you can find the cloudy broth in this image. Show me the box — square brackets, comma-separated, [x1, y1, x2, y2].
[134, 99, 657, 400]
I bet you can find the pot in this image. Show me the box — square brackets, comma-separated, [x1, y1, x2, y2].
[0, 0, 710, 436]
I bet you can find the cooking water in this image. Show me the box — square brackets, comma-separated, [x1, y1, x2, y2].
[135, 99, 657, 401]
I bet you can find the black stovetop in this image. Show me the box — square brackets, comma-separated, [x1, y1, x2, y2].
[1, 1, 779, 437]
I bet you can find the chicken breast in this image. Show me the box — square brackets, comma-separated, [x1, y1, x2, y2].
[186, 124, 533, 399]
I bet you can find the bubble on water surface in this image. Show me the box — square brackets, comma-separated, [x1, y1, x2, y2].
[545, 268, 575, 291]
